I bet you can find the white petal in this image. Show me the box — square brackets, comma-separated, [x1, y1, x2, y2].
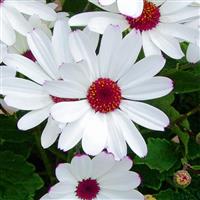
[69, 30, 98, 78]
[59, 63, 91, 88]
[113, 156, 133, 171]
[7, 1, 57, 21]
[70, 155, 92, 181]
[52, 19, 73, 66]
[58, 117, 86, 151]
[160, 7, 200, 23]
[106, 112, 127, 160]
[0, 65, 16, 78]
[142, 31, 161, 57]
[27, 28, 60, 79]
[160, 0, 193, 15]
[149, 29, 184, 59]
[41, 117, 61, 148]
[122, 76, 173, 100]
[3, 54, 51, 84]
[44, 80, 87, 99]
[4, 94, 52, 110]
[55, 163, 77, 184]
[49, 183, 75, 197]
[113, 110, 147, 158]
[98, 25, 122, 77]
[120, 100, 170, 131]
[99, 171, 141, 190]
[0, 77, 47, 96]
[100, 189, 144, 199]
[91, 152, 115, 179]
[118, 55, 166, 89]
[51, 100, 90, 123]
[99, 0, 116, 6]
[82, 112, 108, 156]
[117, 0, 143, 17]
[17, 106, 51, 130]
[0, 12, 16, 45]
[88, 15, 129, 34]
[157, 23, 199, 44]
[186, 43, 200, 63]
[4, 6, 32, 36]
[109, 30, 142, 81]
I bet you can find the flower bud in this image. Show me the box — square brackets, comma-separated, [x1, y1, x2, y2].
[145, 195, 157, 200]
[173, 170, 191, 188]
[195, 132, 200, 144]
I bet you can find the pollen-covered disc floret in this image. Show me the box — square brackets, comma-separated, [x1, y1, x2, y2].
[87, 78, 122, 113]
[126, 0, 160, 31]
[76, 178, 100, 200]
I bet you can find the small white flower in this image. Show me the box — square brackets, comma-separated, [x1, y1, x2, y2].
[44, 25, 173, 160]
[89, 0, 144, 17]
[0, 0, 56, 45]
[69, 0, 200, 59]
[40, 152, 144, 200]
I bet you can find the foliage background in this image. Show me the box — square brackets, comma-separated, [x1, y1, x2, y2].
[0, 1, 200, 199]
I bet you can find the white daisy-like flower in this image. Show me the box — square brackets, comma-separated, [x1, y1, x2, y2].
[44, 25, 173, 160]
[89, 0, 144, 18]
[0, 0, 56, 45]
[0, 19, 99, 149]
[69, 0, 200, 59]
[40, 152, 144, 200]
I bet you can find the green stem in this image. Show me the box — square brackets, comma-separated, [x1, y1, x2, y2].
[83, 2, 91, 12]
[34, 129, 54, 184]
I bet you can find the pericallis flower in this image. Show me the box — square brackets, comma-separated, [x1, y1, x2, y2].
[0, 19, 99, 149]
[44, 25, 173, 160]
[69, 0, 199, 59]
[40, 152, 144, 200]
[0, 0, 56, 45]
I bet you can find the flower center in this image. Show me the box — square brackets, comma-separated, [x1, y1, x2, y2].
[51, 96, 77, 103]
[126, 0, 160, 31]
[0, 0, 4, 4]
[87, 78, 121, 113]
[76, 178, 100, 200]
[23, 50, 36, 62]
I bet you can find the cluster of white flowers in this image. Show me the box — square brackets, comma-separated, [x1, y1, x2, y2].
[0, 0, 199, 199]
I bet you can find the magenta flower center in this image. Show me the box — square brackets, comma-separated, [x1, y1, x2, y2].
[23, 50, 36, 62]
[76, 178, 100, 200]
[0, 0, 4, 4]
[126, 0, 160, 31]
[87, 78, 121, 113]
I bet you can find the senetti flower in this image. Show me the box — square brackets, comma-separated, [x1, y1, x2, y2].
[0, 19, 99, 149]
[69, 0, 200, 59]
[89, 0, 144, 17]
[0, 0, 56, 46]
[44, 25, 173, 160]
[40, 152, 144, 200]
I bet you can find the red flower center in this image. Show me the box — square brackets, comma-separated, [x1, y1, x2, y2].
[126, 0, 160, 31]
[23, 50, 36, 62]
[76, 178, 100, 200]
[0, 0, 4, 4]
[87, 78, 121, 113]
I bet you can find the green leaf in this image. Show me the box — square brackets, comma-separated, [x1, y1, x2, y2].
[169, 71, 200, 94]
[156, 189, 175, 200]
[133, 165, 162, 190]
[188, 138, 200, 160]
[134, 138, 179, 172]
[0, 151, 43, 200]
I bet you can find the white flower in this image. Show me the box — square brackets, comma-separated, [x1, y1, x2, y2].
[40, 152, 144, 200]
[0, 19, 99, 149]
[69, 0, 200, 59]
[44, 25, 173, 160]
[0, 0, 56, 45]
[89, 0, 144, 18]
